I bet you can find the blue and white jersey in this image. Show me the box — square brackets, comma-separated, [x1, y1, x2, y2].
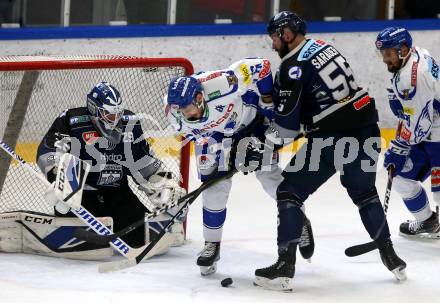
[165, 58, 274, 142]
[388, 46, 440, 144]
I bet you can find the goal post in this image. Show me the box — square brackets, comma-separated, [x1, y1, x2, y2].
[0, 55, 193, 214]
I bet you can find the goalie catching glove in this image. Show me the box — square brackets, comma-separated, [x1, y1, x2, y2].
[138, 171, 187, 208]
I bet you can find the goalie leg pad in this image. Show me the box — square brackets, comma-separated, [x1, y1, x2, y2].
[0, 211, 114, 260]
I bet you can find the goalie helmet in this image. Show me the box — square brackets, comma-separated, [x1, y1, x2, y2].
[87, 82, 123, 143]
[166, 76, 203, 109]
[267, 11, 306, 36]
[375, 27, 412, 51]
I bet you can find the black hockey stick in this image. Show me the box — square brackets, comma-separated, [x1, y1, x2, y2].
[344, 166, 395, 257]
[74, 169, 237, 245]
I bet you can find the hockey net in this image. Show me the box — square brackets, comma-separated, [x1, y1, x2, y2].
[0, 55, 192, 214]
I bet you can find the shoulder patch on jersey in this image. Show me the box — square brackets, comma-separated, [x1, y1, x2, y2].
[82, 131, 100, 145]
[288, 66, 302, 80]
[239, 64, 251, 85]
[121, 114, 139, 122]
[298, 39, 327, 61]
[69, 115, 90, 125]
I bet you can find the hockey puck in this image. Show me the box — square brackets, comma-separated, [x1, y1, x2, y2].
[221, 277, 233, 287]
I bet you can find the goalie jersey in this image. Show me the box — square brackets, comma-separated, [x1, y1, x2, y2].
[387, 46, 440, 144]
[36, 107, 161, 190]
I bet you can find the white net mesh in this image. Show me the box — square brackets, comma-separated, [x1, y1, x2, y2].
[0, 56, 192, 214]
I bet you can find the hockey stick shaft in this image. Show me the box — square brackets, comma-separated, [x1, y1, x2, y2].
[0, 139, 138, 259]
[344, 166, 395, 257]
[74, 169, 237, 244]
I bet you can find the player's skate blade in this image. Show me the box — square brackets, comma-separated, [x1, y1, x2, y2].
[253, 276, 293, 292]
[199, 263, 217, 276]
[399, 231, 440, 239]
[197, 241, 220, 276]
[391, 266, 407, 281]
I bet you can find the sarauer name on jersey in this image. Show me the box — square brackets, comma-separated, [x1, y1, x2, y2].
[311, 47, 341, 69]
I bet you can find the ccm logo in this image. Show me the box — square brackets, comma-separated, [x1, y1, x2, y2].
[24, 216, 53, 224]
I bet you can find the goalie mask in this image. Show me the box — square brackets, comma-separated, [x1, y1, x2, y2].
[87, 82, 123, 143]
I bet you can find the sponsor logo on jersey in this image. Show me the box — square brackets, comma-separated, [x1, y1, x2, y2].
[239, 64, 251, 85]
[70, 115, 90, 125]
[400, 126, 412, 141]
[432, 167, 440, 188]
[411, 62, 418, 87]
[288, 66, 302, 80]
[100, 154, 123, 162]
[215, 104, 225, 112]
[279, 90, 292, 97]
[298, 39, 327, 61]
[208, 90, 222, 100]
[258, 60, 271, 79]
[199, 72, 223, 83]
[403, 107, 414, 115]
[97, 165, 123, 186]
[121, 115, 138, 122]
[315, 91, 328, 99]
[82, 131, 99, 144]
[191, 103, 235, 135]
[353, 95, 371, 110]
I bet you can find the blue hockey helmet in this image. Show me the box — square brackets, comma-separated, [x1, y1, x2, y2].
[86, 81, 123, 130]
[166, 76, 203, 109]
[375, 27, 412, 51]
[267, 11, 306, 36]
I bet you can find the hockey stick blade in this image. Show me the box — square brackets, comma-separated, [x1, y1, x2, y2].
[98, 232, 175, 273]
[74, 169, 237, 244]
[344, 241, 377, 257]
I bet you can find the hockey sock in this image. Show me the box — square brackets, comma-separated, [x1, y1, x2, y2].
[403, 188, 432, 221]
[358, 199, 391, 241]
[277, 201, 304, 251]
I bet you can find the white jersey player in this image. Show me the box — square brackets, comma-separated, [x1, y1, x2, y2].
[376, 27, 440, 238]
[164, 58, 314, 275]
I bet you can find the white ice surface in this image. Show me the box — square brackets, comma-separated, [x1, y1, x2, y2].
[1, 158, 440, 303]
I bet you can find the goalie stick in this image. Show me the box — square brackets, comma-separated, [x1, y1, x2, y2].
[0, 140, 169, 264]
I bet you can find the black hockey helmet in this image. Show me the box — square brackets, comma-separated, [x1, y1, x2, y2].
[267, 11, 306, 36]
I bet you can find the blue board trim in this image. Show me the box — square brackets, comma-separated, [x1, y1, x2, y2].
[1, 19, 440, 40]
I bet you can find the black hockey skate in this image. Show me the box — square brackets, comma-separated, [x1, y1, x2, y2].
[376, 238, 407, 281]
[399, 210, 440, 239]
[299, 217, 314, 262]
[254, 243, 296, 291]
[197, 242, 220, 276]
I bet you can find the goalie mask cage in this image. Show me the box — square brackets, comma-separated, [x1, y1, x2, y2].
[0, 55, 192, 214]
